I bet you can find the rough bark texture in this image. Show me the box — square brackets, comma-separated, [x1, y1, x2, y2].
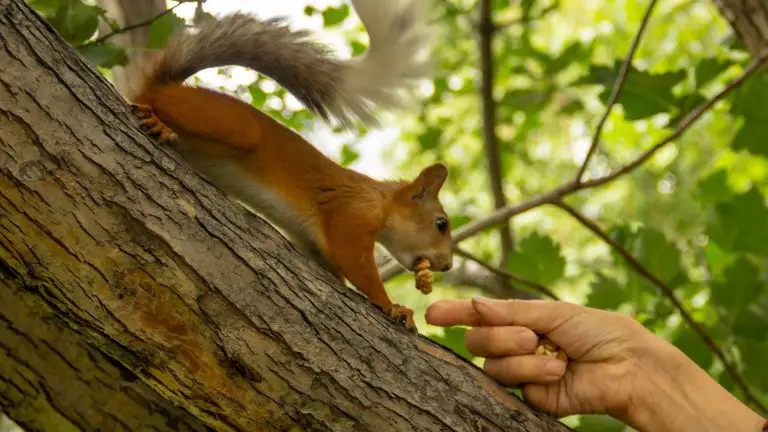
[0, 1, 570, 431]
[713, 0, 768, 56]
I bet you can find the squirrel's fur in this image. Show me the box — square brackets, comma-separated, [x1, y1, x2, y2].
[129, 0, 451, 330]
[133, 0, 430, 129]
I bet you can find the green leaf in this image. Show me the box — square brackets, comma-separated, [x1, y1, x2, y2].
[667, 92, 706, 128]
[506, 233, 566, 287]
[350, 40, 367, 57]
[727, 70, 768, 156]
[321, 4, 350, 27]
[449, 214, 472, 230]
[28, 0, 60, 17]
[500, 89, 552, 113]
[586, 273, 626, 309]
[340, 144, 360, 166]
[575, 414, 626, 432]
[579, 62, 686, 120]
[732, 119, 768, 157]
[707, 188, 768, 256]
[634, 228, 684, 285]
[711, 257, 762, 314]
[429, 327, 474, 361]
[558, 98, 584, 115]
[672, 326, 714, 370]
[738, 339, 768, 389]
[304, 5, 317, 16]
[248, 84, 268, 108]
[146, 12, 186, 49]
[696, 169, 734, 204]
[493, 0, 511, 11]
[733, 304, 768, 342]
[77, 43, 128, 68]
[695, 58, 731, 88]
[545, 42, 592, 75]
[418, 127, 442, 151]
[729, 70, 768, 119]
[521, 0, 536, 18]
[704, 241, 737, 280]
[46, 0, 101, 45]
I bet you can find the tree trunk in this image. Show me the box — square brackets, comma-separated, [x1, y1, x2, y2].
[713, 0, 768, 56]
[0, 1, 570, 431]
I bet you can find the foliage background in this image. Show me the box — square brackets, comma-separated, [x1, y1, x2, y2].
[9, 0, 768, 430]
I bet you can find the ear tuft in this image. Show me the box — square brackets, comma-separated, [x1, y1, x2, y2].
[412, 163, 448, 199]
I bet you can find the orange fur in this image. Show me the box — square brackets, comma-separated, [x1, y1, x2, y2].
[131, 20, 450, 330]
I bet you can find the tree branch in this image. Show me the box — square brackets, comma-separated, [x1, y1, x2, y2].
[450, 48, 768, 244]
[554, 200, 768, 416]
[578, 48, 768, 190]
[77, 0, 194, 48]
[479, 0, 514, 262]
[441, 258, 540, 299]
[455, 248, 559, 300]
[383, 52, 767, 284]
[575, 0, 659, 182]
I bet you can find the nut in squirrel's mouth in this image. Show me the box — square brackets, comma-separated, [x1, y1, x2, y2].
[412, 257, 431, 272]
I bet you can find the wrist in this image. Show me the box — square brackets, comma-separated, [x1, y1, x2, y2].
[628, 339, 765, 432]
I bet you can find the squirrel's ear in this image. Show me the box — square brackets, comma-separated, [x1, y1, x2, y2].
[411, 163, 448, 200]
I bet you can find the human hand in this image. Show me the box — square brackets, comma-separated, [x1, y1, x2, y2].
[425, 297, 766, 432]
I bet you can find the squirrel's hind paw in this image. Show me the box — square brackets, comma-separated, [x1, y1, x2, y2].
[130, 104, 178, 145]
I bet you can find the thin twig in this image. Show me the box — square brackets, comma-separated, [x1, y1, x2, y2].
[575, 0, 658, 182]
[455, 247, 559, 300]
[479, 0, 514, 265]
[77, 1, 194, 48]
[382, 52, 768, 282]
[455, 50, 768, 244]
[554, 200, 768, 415]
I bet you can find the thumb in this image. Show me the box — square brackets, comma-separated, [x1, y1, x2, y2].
[471, 297, 586, 334]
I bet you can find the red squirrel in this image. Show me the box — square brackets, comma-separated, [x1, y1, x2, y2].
[128, 0, 453, 330]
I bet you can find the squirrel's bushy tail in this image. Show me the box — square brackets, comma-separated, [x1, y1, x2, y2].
[136, 0, 431, 128]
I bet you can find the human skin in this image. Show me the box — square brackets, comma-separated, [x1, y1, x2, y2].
[425, 297, 767, 432]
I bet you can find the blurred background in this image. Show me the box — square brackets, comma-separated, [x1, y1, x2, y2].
[7, 0, 768, 430]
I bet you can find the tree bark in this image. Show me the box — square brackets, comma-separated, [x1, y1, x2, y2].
[0, 1, 570, 431]
[713, 0, 768, 56]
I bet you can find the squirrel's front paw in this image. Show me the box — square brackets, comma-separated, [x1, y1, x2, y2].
[384, 304, 416, 331]
[130, 104, 178, 145]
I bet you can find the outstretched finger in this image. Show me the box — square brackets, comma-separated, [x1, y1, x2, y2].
[471, 297, 588, 333]
[425, 299, 481, 326]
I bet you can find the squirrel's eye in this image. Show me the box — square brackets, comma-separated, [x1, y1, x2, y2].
[435, 217, 449, 233]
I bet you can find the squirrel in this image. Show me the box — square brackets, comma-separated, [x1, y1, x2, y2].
[127, 0, 453, 330]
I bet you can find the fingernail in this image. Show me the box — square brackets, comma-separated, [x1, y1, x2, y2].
[545, 359, 566, 378]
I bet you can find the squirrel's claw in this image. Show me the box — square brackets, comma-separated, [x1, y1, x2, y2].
[384, 304, 417, 331]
